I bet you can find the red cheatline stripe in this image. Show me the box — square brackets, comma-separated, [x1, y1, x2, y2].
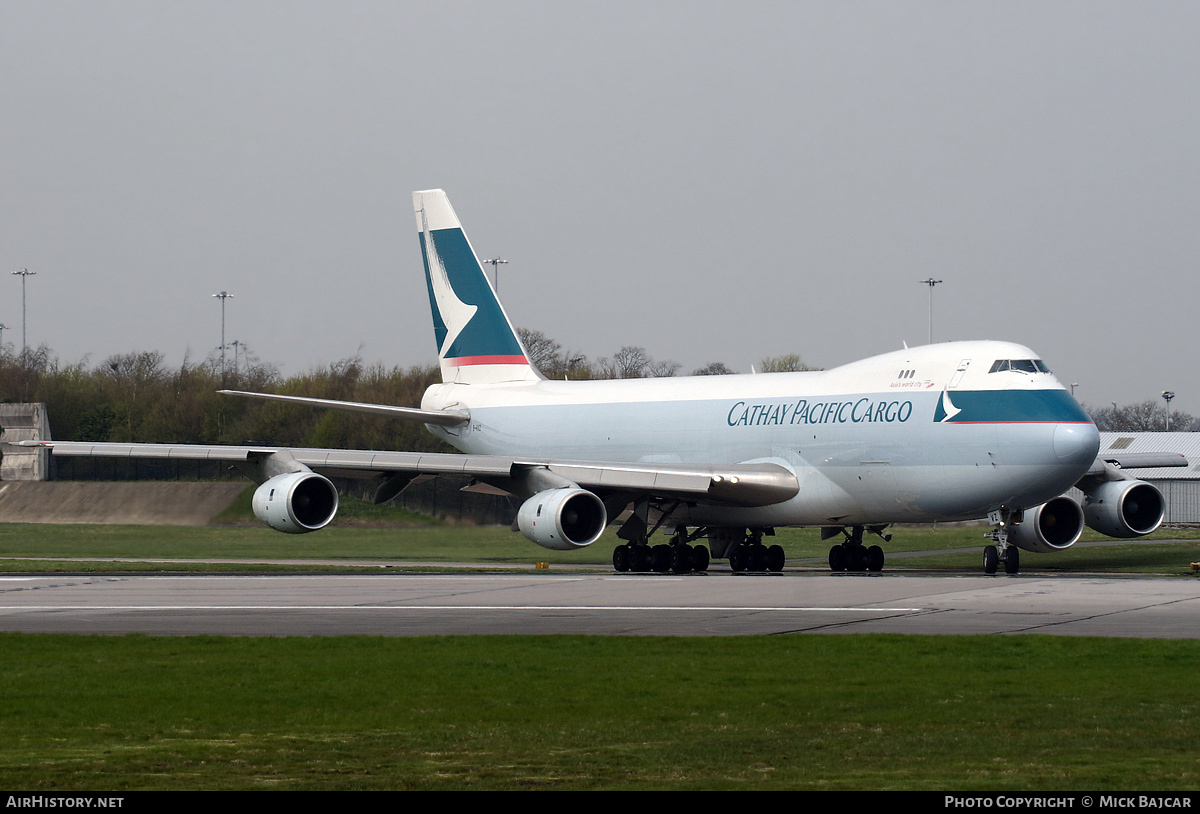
[445, 355, 529, 367]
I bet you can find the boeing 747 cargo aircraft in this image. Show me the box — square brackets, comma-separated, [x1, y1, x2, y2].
[18, 190, 1182, 575]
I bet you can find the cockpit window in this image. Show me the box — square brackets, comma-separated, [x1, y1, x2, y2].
[989, 359, 1051, 374]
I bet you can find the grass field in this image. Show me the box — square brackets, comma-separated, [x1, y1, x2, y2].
[1, 516, 1198, 575]
[1, 633, 1198, 790]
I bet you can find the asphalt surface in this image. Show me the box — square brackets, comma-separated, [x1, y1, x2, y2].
[1, 568, 1198, 637]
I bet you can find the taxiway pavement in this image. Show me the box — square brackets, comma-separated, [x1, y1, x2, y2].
[1, 570, 1197, 637]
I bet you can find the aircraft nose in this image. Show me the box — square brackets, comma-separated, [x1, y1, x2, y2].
[1054, 422, 1100, 467]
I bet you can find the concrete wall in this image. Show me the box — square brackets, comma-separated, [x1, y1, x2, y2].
[0, 403, 50, 481]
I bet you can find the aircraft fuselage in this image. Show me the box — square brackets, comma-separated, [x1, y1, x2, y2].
[422, 339, 1100, 527]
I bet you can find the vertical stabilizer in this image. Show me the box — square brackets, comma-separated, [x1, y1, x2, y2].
[413, 190, 538, 384]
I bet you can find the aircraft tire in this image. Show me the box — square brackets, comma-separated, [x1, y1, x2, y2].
[613, 545, 630, 572]
[850, 547, 869, 572]
[652, 544, 671, 573]
[1004, 546, 1020, 575]
[692, 545, 710, 572]
[749, 544, 769, 572]
[632, 545, 652, 572]
[730, 546, 746, 572]
[670, 544, 692, 573]
[828, 545, 847, 572]
[983, 545, 999, 575]
[766, 544, 785, 572]
[867, 545, 885, 572]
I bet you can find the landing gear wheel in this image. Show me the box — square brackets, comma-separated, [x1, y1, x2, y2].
[613, 545, 630, 572]
[730, 546, 747, 573]
[766, 544, 785, 572]
[850, 546, 869, 572]
[866, 545, 885, 572]
[1004, 546, 1020, 575]
[691, 545, 710, 572]
[829, 545, 847, 572]
[749, 544, 768, 572]
[632, 545, 652, 572]
[983, 545, 999, 575]
[670, 544, 692, 573]
[652, 544, 671, 573]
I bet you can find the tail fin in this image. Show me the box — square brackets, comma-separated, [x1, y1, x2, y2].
[413, 190, 538, 385]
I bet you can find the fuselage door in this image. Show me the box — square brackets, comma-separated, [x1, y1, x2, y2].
[948, 359, 971, 390]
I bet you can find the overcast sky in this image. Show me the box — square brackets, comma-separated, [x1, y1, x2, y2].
[2, 1, 1197, 414]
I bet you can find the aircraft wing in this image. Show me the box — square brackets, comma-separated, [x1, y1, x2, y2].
[14, 441, 799, 508]
[1085, 452, 1188, 477]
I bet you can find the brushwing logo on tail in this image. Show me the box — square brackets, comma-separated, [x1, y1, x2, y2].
[415, 203, 527, 367]
[420, 207, 477, 359]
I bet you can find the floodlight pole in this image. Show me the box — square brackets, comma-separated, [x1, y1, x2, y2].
[1162, 391, 1175, 431]
[483, 257, 508, 293]
[918, 278, 942, 344]
[212, 291, 234, 379]
[12, 268, 35, 353]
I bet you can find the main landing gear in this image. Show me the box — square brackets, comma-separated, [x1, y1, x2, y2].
[612, 527, 711, 574]
[827, 525, 888, 572]
[727, 529, 786, 573]
[983, 508, 1022, 575]
[611, 526, 786, 573]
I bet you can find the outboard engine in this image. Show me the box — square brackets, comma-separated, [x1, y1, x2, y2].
[252, 471, 339, 534]
[1081, 479, 1165, 538]
[516, 487, 607, 550]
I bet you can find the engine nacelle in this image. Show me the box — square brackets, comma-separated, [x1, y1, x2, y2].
[1011, 496, 1085, 554]
[1082, 479, 1165, 538]
[252, 471, 339, 534]
[516, 487, 607, 551]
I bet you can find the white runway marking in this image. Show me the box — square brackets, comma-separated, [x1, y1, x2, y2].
[0, 605, 923, 612]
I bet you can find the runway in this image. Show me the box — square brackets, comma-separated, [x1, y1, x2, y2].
[1, 570, 1198, 637]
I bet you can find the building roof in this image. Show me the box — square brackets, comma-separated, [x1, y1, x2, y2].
[1099, 432, 1200, 480]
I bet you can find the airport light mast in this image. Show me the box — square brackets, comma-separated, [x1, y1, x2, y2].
[1162, 391, 1175, 431]
[918, 277, 942, 344]
[212, 291, 234, 379]
[12, 268, 35, 354]
[483, 257, 508, 294]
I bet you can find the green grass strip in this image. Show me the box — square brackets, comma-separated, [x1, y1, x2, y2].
[0, 634, 1197, 790]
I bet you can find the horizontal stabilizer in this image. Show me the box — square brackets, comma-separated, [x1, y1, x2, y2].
[217, 390, 469, 427]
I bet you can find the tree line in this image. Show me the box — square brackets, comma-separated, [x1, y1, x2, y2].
[9, 337, 1175, 449]
[0, 335, 819, 450]
[1084, 400, 1199, 432]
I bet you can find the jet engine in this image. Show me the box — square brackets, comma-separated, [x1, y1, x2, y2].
[1010, 496, 1085, 554]
[516, 487, 607, 550]
[1081, 479, 1165, 538]
[252, 471, 339, 534]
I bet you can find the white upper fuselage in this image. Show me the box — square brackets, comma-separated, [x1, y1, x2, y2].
[421, 339, 1100, 527]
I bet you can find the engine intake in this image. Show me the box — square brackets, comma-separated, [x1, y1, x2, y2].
[252, 471, 339, 534]
[1011, 496, 1084, 554]
[1082, 479, 1165, 538]
[516, 487, 607, 550]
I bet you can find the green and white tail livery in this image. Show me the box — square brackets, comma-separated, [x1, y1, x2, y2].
[413, 189, 538, 385]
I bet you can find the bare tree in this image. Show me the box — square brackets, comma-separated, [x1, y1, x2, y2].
[693, 362, 736, 376]
[517, 328, 563, 374]
[612, 345, 651, 378]
[647, 359, 681, 378]
[1086, 400, 1197, 432]
[759, 354, 819, 372]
